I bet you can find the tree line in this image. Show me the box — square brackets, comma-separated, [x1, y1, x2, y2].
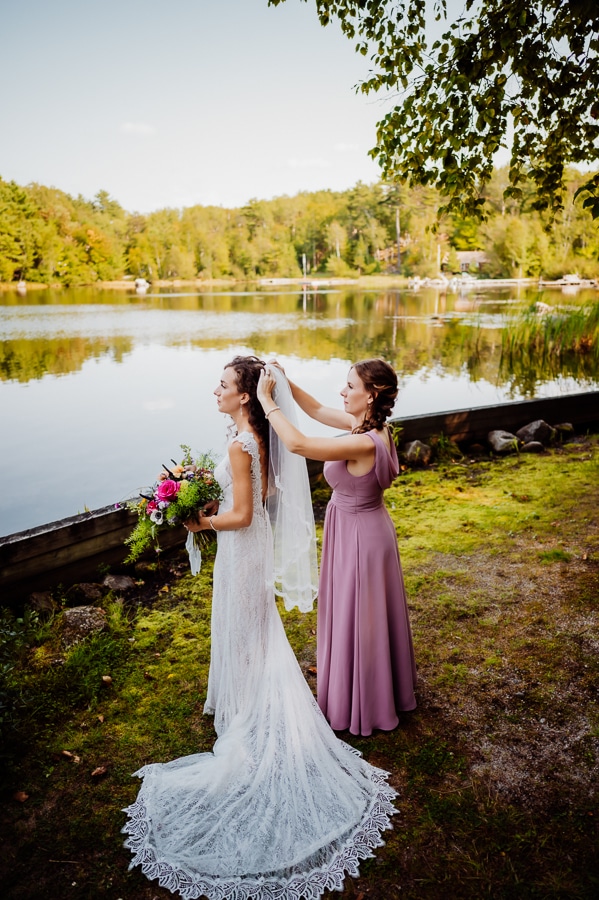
[0, 168, 598, 287]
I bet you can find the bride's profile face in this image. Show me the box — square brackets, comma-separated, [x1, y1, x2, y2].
[214, 367, 243, 416]
[340, 367, 371, 418]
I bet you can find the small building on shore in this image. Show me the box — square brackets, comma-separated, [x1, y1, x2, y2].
[455, 250, 490, 273]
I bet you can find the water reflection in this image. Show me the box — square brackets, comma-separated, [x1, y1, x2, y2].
[0, 336, 133, 382]
[1, 285, 597, 535]
[2, 285, 596, 386]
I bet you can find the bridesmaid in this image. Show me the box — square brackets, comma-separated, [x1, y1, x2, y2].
[258, 358, 416, 736]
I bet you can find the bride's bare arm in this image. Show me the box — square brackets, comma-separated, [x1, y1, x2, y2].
[186, 443, 253, 532]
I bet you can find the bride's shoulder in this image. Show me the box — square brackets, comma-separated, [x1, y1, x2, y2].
[230, 431, 260, 455]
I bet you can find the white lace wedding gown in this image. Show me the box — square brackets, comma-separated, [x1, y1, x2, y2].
[123, 433, 397, 899]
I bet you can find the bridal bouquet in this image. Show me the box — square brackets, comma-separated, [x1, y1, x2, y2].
[124, 445, 222, 566]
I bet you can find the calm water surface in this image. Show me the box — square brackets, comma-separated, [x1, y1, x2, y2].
[1, 283, 597, 535]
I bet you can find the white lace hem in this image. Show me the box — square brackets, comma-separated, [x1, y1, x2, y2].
[122, 768, 398, 900]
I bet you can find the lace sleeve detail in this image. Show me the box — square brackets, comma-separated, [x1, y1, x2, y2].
[231, 432, 263, 510]
[231, 431, 259, 459]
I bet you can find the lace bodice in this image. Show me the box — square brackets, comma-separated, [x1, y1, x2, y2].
[214, 431, 264, 517]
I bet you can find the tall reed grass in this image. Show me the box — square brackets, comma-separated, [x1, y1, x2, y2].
[500, 300, 599, 387]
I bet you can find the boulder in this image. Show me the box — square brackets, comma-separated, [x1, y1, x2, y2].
[65, 582, 105, 605]
[29, 591, 56, 614]
[103, 574, 136, 593]
[515, 419, 555, 445]
[521, 441, 545, 454]
[553, 422, 574, 436]
[467, 443, 487, 457]
[488, 430, 518, 454]
[59, 606, 106, 649]
[404, 440, 433, 466]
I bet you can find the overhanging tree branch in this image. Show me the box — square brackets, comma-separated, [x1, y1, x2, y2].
[269, 0, 599, 219]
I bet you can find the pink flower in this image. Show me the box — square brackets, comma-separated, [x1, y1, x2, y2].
[146, 500, 158, 513]
[155, 479, 181, 503]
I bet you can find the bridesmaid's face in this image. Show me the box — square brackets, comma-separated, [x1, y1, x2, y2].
[340, 367, 371, 417]
[214, 367, 245, 416]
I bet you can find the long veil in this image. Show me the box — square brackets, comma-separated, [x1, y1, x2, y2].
[266, 367, 318, 612]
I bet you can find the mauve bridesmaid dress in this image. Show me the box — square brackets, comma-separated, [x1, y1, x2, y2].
[317, 430, 417, 736]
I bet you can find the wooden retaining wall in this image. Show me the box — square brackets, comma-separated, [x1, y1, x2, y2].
[392, 390, 599, 446]
[0, 504, 182, 601]
[1, 391, 597, 601]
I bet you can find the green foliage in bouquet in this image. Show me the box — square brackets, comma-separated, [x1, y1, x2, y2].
[124, 515, 156, 564]
[124, 446, 222, 563]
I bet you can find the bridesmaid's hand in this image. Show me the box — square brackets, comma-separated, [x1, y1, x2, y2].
[267, 359, 285, 375]
[257, 367, 276, 405]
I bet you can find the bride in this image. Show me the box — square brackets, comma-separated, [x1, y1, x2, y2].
[122, 355, 398, 899]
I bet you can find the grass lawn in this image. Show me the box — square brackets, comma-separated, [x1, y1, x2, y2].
[1, 435, 598, 899]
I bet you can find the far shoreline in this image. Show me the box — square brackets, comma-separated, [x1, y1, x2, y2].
[0, 274, 551, 293]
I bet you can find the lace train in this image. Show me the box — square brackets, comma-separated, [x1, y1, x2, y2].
[122, 433, 399, 898]
[123, 767, 396, 900]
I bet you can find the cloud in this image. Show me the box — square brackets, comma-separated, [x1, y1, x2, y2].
[120, 122, 156, 136]
[286, 157, 331, 169]
[334, 142, 360, 153]
[143, 398, 175, 412]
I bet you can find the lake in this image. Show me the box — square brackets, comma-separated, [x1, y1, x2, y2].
[1, 282, 597, 536]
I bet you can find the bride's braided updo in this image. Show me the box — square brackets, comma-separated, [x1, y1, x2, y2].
[351, 358, 398, 435]
[226, 355, 269, 453]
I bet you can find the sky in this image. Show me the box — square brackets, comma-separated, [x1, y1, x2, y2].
[0, 0, 398, 214]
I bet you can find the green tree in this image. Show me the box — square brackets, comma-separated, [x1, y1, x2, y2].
[485, 215, 536, 277]
[449, 215, 484, 251]
[2, 170, 597, 286]
[326, 220, 347, 259]
[143, 209, 183, 279]
[445, 246, 461, 274]
[270, 1, 599, 219]
[0, 179, 40, 281]
[180, 206, 232, 279]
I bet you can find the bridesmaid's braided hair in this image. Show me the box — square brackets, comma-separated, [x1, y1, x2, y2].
[225, 355, 269, 455]
[351, 358, 398, 435]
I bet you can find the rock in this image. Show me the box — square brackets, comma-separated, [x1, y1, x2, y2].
[29, 591, 56, 614]
[488, 430, 518, 454]
[103, 574, 136, 593]
[59, 606, 106, 649]
[521, 441, 545, 454]
[553, 422, 574, 436]
[404, 440, 433, 466]
[467, 443, 487, 457]
[515, 419, 555, 445]
[65, 582, 105, 605]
